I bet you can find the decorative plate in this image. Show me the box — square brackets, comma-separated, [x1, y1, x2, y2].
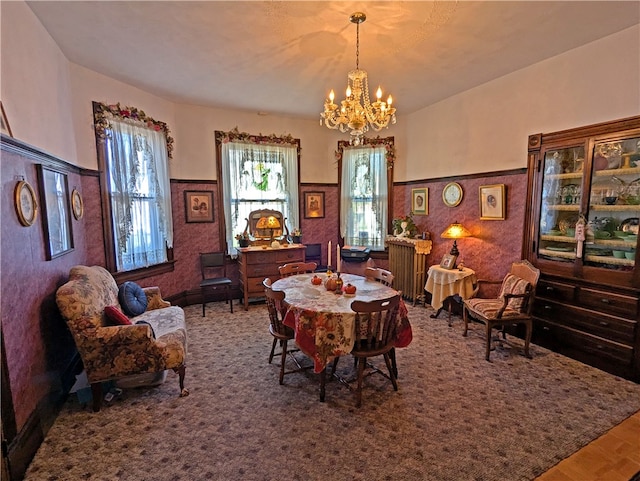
[14, 180, 38, 226]
[71, 188, 84, 220]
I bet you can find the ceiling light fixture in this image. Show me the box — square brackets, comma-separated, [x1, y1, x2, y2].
[320, 12, 396, 146]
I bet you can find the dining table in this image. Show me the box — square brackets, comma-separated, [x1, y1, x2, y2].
[272, 273, 412, 373]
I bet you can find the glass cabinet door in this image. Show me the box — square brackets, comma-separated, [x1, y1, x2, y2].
[584, 135, 640, 270]
[538, 145, 585, 262]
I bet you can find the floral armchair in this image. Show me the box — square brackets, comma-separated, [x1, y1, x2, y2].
[56, 265, 189, 411]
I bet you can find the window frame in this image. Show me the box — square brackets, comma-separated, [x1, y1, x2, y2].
[337, 137, 395, 251]
[92, 101, 174, 281]
[215, 130, 301, 254]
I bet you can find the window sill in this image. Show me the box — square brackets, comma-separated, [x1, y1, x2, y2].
[112, 261, 175, 284]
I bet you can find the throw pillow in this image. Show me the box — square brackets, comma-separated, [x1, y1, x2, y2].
[118, 281, 148, 317]
[104, 305, 131, 326]
[498, 273, 530, 311]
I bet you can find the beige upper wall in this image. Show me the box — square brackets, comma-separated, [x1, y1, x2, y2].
[2, 1, 638, 183]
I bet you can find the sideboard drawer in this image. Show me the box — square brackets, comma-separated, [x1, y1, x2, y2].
[577, 288, 638, 318]
[244, 251, 277, 264]
[536, 279, 576, 303]
[245, 276, 278, 294]
[275, 249, 305, 263]
[245, 263, 279, 278]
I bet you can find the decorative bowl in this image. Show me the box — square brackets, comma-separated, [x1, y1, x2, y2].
[613, 231, 627, 238]
[625, 251, 635, 260]
[612, 250, 626, 259]
[546, 229, 562, 236]
[594, 230, 611, 239]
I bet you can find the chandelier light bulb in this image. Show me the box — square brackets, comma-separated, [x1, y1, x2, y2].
[319, 11, 397, 145]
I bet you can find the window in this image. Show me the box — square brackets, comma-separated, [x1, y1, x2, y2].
[338, 137, 394, 251]
[93, 102, 174, 274]
[216, 130, 300, 256]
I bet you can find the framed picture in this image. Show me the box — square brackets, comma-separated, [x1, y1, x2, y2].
[304, 192, 325, 218]
[1, 101, 12, 137]
[440, 253, 458, 270]
[37, 165, 74, 259]
[411, 187, 428, 215]
[71, 188, 84, 220]
[185, 190, 214, 222]
[479, 184, 506, 220]
[14, 180, 38, 226]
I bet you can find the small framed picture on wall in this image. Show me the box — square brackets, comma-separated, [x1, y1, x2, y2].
[304, 192, 325, 218]
[412, 188, 428, 215]
[185, 190, 214, 223]
[479, 184, 506, 220]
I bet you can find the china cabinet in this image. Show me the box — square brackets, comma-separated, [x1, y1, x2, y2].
[524, 116, 640, 382]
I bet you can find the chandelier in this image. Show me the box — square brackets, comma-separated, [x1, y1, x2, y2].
[320, 12, 396, 146]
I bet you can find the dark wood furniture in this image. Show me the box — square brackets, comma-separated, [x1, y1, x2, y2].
[199, 252, 233, 316]
[278, 261, 317, 277]
[237, 245, 306, 310]
[524, 116, 640, 381]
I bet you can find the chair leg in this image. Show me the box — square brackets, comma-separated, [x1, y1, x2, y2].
[319, 366, 327, 402]
[279, 339, 288, 385]
[228, 286, 233, 313]
[485, 323, 492, 361]
[175, 365, 189, 397]
[90, 382, 102, 412]
[389, 347, 398, 378]
[524, 322, 532, 358]
[383, 353, 398, 391]
[269, 338, 277, 364]
[355, 356, 366, 408]
[201, 288, 206, 317]
[462, 306, 469, 336]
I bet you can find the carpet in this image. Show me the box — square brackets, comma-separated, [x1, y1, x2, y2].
[24, 301, 640, 481]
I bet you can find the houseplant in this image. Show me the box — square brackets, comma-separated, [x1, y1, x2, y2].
[291, 228, 302, 244]
[235, 232, 250, 248]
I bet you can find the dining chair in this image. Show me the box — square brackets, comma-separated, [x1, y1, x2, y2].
[263, 278, 305, 384]
[199, 252, 233, 316]
[462, 259, 540, 360]
[364, 267, 395, 287]
[329, 293, 402, 407]
[278, 261, 317, 277]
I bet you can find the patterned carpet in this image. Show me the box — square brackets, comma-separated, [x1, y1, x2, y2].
[24, 301, 640, 481]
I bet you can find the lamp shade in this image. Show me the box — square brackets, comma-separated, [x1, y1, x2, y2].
[256, 216, 281, 229]
[441, 222, 471, 239]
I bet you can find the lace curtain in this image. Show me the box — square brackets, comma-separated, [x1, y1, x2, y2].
[340, 145, 388, 250]
[106, 118, 173, 271]
[221, 140, 299, 256]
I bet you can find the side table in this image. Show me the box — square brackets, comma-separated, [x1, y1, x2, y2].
[425, 265, 477, 325]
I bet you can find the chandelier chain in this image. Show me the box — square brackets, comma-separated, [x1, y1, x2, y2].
[355, 22, 360, 70]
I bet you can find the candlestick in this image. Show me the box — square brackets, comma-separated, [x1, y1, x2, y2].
[336, 244, 341, 272]
[328, 240, 331, 268]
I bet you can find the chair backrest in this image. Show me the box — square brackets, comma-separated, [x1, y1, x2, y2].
[305, 243, 322, 266]
[263, 278, 288, 335]
[200, 252, 227, 279]
[364, 267, 395, 287]
[500, 260, 540, 313]
[350, 294, 401, 352]
[279, 261, 317, 277]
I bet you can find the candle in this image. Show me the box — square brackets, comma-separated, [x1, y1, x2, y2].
[337, 244, 341, 272]
[328, 241, 331, 269]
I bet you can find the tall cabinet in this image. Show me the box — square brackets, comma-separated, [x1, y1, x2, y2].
[524, 116, 640, 382]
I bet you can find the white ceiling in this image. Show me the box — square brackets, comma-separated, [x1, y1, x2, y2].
[27, 1, 640, 120]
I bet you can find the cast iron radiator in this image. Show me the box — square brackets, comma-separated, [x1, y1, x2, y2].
[386, 237, 432, 305]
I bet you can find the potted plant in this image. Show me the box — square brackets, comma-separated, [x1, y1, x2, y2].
[235, 232, 250, 248]
[392, 215, 418, 238]
[291, 228, 302, 244]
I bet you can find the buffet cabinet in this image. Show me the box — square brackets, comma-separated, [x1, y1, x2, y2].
[237, 245, 305, 310]
[524, 116, 640, 382]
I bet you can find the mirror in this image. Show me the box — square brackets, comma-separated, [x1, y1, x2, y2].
[243, 209, 289, 241]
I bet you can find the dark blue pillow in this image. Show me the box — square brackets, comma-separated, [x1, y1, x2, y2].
[118, 281, 148, 317]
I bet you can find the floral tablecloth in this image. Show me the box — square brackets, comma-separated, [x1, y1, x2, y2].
[272, 273, 412, 372]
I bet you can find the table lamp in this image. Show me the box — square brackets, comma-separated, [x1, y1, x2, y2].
[440, 221, 471, 257]
[256, 215, 281, 240]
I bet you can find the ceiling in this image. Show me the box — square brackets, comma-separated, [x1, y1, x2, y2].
[26, 1, 640, 120]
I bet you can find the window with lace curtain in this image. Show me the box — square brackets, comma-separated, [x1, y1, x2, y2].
[215, 130, 300, 256]
[337, 137, 394, 251]
[93, 102, 174, 275]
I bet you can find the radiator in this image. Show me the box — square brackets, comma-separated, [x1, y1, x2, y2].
[386, 237, 432, 305]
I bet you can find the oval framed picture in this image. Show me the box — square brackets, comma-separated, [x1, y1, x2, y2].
[71, 188, 84, 220]
[14, 180, 38, 226]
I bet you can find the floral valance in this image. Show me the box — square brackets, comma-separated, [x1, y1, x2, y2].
[215, 127, 300, 153]
[335, 136, 396, 169]
[93, 102, 174, 159]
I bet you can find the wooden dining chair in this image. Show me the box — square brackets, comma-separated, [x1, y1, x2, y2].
[364, 267, 395, 287]
[328, 294, 402, 407]
[263, 278, 305, 384]
[199, 252, 233, 316]
[278, 261, 317, 277]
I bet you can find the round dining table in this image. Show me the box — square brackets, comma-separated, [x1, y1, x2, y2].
[272, 273, 412, 373]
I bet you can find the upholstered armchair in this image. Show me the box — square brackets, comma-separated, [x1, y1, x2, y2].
[56, 265, 189, 411]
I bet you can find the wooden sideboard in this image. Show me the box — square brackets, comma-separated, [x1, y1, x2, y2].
[237, 245, 306, 310]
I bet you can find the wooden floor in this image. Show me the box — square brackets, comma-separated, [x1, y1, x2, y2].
[535, 410, 640, 481]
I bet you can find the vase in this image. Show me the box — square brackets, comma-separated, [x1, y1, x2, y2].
[292, 236, 302, 244]
[239, 239, 249, 248]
